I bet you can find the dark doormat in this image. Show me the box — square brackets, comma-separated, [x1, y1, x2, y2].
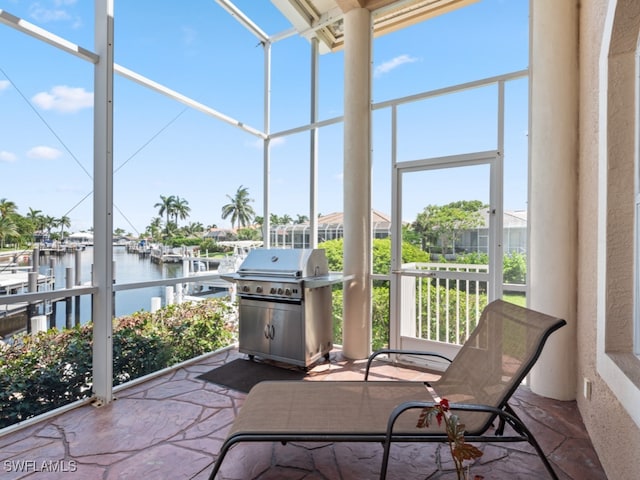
[197, 358, 307, 393]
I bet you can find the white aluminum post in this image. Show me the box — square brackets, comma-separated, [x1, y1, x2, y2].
[263, 40, 272, 248]
[92, 0, 114, 406]
[490, 80, 505, 301]
[390, 105, 401, 349]
[310, 38, 319, 248]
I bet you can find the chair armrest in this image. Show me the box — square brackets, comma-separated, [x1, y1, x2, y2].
[364, 349, 453, 380]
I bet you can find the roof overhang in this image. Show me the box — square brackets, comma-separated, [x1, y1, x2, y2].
[270, 0, 479, 52]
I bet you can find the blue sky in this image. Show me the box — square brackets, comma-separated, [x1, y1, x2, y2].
[0, 0, 529, 235]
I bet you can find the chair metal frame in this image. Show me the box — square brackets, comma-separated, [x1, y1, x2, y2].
[208, 300, 566, 479]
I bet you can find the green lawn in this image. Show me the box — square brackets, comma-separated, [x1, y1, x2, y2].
[504, 292, 526, 307]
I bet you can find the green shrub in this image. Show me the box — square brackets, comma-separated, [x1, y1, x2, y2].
[418, 282, 488, 343]
[330, 283, 390, 351]
[0, 298, 236, 429]
[199, 239, 231, 254]
[456, 251, 489, 264]
[503, 252, 527, 284]
[167, 237, 202, 247]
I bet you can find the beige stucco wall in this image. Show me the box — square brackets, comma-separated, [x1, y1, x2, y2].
[577, 1, 640, 478]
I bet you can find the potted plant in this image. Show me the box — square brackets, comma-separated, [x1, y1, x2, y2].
[417, 398, 484, 480]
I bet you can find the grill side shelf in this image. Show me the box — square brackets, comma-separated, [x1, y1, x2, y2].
[303, 273, 350, 289]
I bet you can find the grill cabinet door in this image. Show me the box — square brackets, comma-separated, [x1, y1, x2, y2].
[239, 298, 304, 365]
[239, 300, 270, 357]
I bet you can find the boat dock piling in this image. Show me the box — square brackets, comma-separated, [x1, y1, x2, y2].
[1, 247, 85, 338]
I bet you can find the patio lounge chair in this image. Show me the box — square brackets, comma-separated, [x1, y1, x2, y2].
[207, 299, 566, 479]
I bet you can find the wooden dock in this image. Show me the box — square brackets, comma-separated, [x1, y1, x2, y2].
[0, 270, 54, 295]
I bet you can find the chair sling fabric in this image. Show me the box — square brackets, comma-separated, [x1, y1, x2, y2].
[207, 299, 566, 480]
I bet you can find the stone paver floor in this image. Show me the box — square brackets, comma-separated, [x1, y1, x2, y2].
[0, 347, 607, 479]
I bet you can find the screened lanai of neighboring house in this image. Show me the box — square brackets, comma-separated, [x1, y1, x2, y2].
[2, 1, 640, 479]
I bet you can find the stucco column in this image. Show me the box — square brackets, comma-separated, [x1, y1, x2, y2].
[342, 8, 372, 359]
[528, 0, 578, 400]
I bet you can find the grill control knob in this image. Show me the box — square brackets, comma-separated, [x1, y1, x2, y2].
[284, 288, 291, 296]
[256, 286, 263, 293]
[270, 287, 277, 294]
[277, 287, 284, 295]
[242, 285, 250, 293]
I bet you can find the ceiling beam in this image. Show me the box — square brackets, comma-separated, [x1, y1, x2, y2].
[335, 0, 367, 13]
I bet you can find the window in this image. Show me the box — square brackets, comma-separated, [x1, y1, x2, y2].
[599, 0, 640, 429]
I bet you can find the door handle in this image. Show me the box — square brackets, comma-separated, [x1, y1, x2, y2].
[264, 324, 275, 339]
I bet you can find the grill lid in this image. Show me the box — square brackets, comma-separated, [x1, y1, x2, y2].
[236, 248, 329, 279]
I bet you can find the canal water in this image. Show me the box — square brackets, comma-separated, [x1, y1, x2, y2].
[40, 246, 184, 330]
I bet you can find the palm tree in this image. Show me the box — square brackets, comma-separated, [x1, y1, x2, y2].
[221, 185, 255, 229]
[43, 215, 57, 239]
[58, 215, 71, 241]
[295, 214, 309, 224]
[172, 196, 191, 227]
[26, 207, 42, 230]
[154, 195, 176, 229]
[164, 221, 179, 239]
[146, 217, 163, 242]
[182, 222, 204, 237]
[281, 214, 293, 225]
[0, 198, 18, 219]
[0, 216, 18, 248]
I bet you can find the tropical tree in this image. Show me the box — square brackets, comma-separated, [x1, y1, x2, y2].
[26, 207, 43, 235]
[42, 215, 57, 239]
[281, 214, 293, 225]
[0, 216, 19, 248]
[182, 222, 204, 237]
[146, 217, 163, 242]
[57, 215, 71, 240]
[0, 198, 18, 219]
[412, 200, 487, 255]
[221, 185, 255, 229]
[154, 195, 176, 229]
[269, 213, 281, 225]
[237, 227, 262, 241]
[295, 214, 309, 224]
[164, 221, 180, 239]
[172, 196, 191, 226]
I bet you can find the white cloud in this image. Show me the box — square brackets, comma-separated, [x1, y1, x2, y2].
[32, 85, 93, 113]
[0, 80, 10, 92]
[374, 54, 419, 77]
[29, 1, 82, 28]
[0, 151, 17, 163]
[182, 26, 197, 46]
[29, 3, 71, 23]
[27, 146, 63, 160]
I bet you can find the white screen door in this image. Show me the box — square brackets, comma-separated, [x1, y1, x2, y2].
[390, 151, 503, 361]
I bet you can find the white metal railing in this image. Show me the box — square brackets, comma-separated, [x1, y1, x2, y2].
[401, 262, 489, 345]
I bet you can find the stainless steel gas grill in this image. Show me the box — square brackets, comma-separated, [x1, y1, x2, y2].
[223, 248, 337, 368]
